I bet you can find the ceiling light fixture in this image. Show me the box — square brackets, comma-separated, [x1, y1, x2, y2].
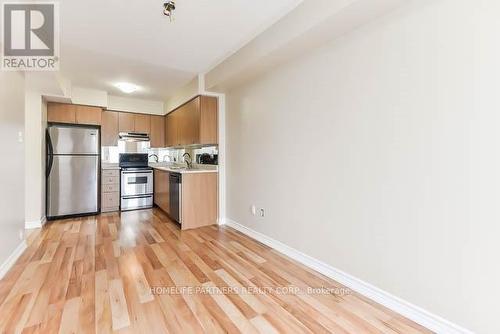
[163, 1, 176, 21]
[115, 82, 139, 94]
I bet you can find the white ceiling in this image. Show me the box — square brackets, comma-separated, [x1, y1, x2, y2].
[59, 0, 302, 100]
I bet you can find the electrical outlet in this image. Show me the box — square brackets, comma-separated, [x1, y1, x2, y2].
[250, 205, 256, 216]
[18, 131, 24, 143]
[259, 208, 265, 217]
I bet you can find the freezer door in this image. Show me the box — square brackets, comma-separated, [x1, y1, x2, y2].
[47, 155, 99, 217]
[48, 125, 99, 155]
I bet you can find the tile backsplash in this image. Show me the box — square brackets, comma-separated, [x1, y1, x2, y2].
[102, 144, 218, 165]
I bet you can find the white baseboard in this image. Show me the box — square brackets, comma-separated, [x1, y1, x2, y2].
[0, 241, 27, 280]
[25, 216, 46, 230]
[223, 218, 473, 334]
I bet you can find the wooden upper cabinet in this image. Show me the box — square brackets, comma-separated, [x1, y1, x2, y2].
[150, 115, 165, 148]
[47, 103, 77, 124]
[182, 97, 201, 145]
[48, 103, 103, 126]
[118, 112, 135, 133]
[75, 105, 102, 125]
[166, 112, 178, 147]
[164, 95, 218, 148]
[118, 112, 151, 134]
[199, 96, 218, 145]
[134, 114, 151, 134]
[101, 111, 119, 146]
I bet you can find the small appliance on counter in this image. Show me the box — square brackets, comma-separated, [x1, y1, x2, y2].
[119, 153, 153, 211]
[196, 153, 218, 165]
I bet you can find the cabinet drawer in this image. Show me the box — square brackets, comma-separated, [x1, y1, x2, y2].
[102, 169, 119, 178]
[102, 192, 120, 208]
[102, 176, 119, 185]
[102, 183, 119, 193]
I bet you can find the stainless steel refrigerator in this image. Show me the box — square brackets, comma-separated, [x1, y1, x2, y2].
[46, 124, 100, 219]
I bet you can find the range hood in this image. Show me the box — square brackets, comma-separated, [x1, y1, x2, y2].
[119, 132, 150, 142]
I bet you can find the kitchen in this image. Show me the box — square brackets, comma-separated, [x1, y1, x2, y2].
[0, 0, 488, 333]
[46, 95, 219, 230]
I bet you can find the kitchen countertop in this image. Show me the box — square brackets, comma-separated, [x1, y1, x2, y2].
[102, 163, 218, 174]
[151, 166, 218, 174]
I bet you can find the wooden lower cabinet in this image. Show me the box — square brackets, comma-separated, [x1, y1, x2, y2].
[181, 173, 218, 230]
[154, 169, 170, 214]
[101, 169, 120, 212]
[153, 169, 218, 230]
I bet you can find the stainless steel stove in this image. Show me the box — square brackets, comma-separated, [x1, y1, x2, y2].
[119, 154, 153, 211]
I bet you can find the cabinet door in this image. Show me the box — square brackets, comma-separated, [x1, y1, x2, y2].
[76, 105, 102, 125]
[118, 112, 135, 133]
[200, 96, 218, 145]
[154, 170, 170, 214]
[134, 114, 151, 134]
[101, 111, 119, 146]
[47, 103, 77, 124]
[150, 115, 165, 148]
[167, 115, 170, 147]
[181, 173, 218, 230]
[181, 97, 200, 145]
[175, 110, 185, 146]
[166, 113, 178, 147]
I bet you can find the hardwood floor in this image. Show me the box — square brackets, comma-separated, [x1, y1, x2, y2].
[0, 209, 432, 333]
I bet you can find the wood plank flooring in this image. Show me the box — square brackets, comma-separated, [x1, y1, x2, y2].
[0, 209, 432, 333]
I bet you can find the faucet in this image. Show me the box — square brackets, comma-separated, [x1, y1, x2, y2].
[182, 152, 193, 169]
[149, 154, 159, 163]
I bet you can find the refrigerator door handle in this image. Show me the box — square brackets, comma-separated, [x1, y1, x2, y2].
[46, 130, 54, 177]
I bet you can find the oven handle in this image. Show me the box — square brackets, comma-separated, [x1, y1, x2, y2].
[122, 195, 153, 199]
[121, 171, 153, 175]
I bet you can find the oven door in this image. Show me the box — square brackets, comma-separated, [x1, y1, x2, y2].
[121, 170, 153, 196]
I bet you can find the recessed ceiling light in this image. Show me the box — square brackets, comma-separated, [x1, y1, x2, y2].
[115, 82, 139, 94]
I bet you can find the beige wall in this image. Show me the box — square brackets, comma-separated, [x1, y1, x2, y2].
[0, 71, 26, 265]
[225, 0, 498, 332]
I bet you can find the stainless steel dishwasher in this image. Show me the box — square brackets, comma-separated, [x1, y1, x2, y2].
[169, 172, 182, 223]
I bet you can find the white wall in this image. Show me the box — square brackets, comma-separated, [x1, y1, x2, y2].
[0, 71, 26, 265]
[108, 95, 164, 115]
[25, 91, 47, 225]
[225, 0, 498, 332]
[71, 87, 107, 107]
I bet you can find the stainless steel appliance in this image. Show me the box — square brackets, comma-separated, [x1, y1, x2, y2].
[169, 173, 182, 223]
[119, 132, 150, 142]
[119, 153, 153, 211]
[46, 124, 100, 219]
